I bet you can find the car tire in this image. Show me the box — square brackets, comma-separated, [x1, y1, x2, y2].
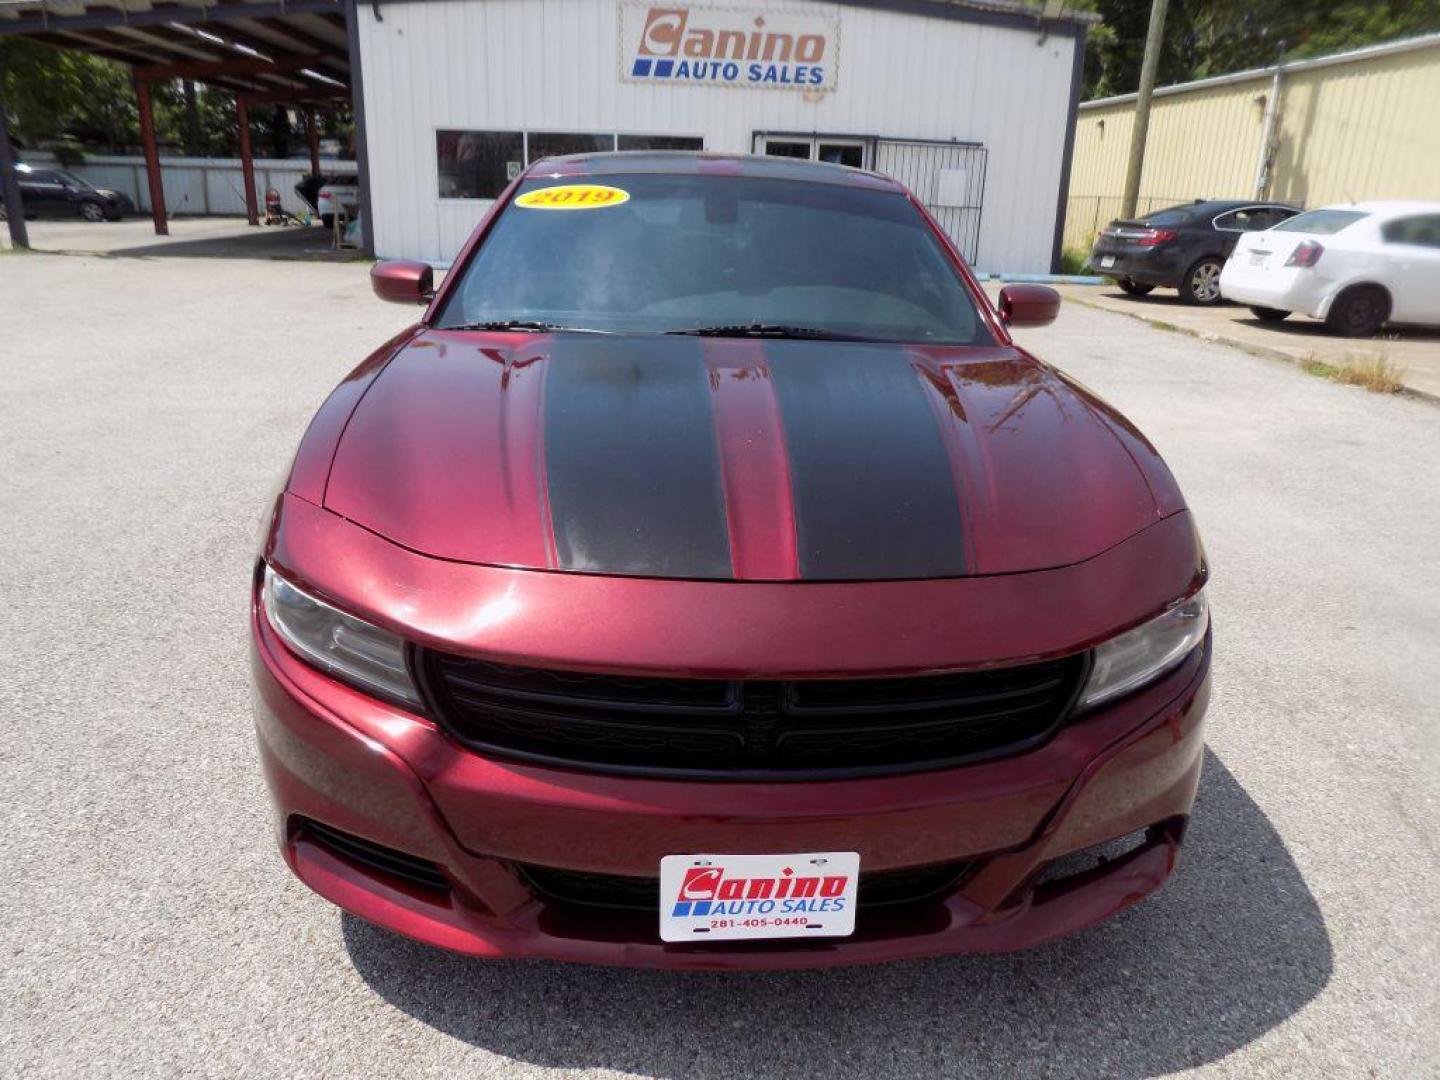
[1118, 278, 1155, 296]
[1325, 285, 1390, 338]
[1249, 306, 1290, 322]
[1180, 257, 1225, 305]
[79, 201, 106, 223]
[320, 214, 335, 230]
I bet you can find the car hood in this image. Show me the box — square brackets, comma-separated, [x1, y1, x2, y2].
[320, 330, 1177, 581]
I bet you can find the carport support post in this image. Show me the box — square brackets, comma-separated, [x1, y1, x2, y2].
[134, 80, 168, 237]
[237, 95, 259, 226]
[306, 111, 320, 175]
[0, 63, 30, 250]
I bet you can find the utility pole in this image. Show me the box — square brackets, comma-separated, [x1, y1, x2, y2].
[1252, 41, 1287, 199]
[1120, 0, 1170, 220]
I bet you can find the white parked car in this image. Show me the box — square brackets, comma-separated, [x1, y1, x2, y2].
[315, 177, 360, 230]
[1219, 201, 1440, 336]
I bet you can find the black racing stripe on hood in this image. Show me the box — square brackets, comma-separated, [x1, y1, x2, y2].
[543, 336, 732, 579]
[767, 342, 967, 580]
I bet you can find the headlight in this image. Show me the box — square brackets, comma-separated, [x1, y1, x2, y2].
[261, 564, 422, 708]
[1078, 589, 1209, 709]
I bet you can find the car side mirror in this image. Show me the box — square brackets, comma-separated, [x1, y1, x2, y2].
[996, 284, 1061, 328]
[371, 260, 434, 305]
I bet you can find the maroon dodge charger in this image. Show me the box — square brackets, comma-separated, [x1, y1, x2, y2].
[251, 152, 1210, 968]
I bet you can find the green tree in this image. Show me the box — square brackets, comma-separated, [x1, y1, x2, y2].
[1070, 0, 1440, 98]
[1074, 0, 1196, 98]
[1, 39, 142, 150]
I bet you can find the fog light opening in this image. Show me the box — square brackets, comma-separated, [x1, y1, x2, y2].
[291, 816, 451, 894]
[1028, 816, 1188, 898]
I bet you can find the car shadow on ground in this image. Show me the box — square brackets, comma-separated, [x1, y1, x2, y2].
[1099, 289, 1439, 344]
[103, 228, 359, 261]
[342, 750, 1332, 1079]
[1097, 289, 1191, 307]
[31, 224, 360, 262]
[1232, 315, 1440, 344]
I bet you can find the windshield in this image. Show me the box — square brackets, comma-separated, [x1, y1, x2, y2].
[436, 173, 992, 345]
[1273, 209, 1369, 235]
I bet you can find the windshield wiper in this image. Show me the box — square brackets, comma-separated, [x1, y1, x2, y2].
[443, 319, 614, 334]
[665, 323, 877, 341]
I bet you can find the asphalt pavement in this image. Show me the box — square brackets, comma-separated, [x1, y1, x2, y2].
[2, 243, 1437, 1079]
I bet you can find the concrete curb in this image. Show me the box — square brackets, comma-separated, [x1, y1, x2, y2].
[1063, 291, 1439, 406]
[980, 272, 1108, 285]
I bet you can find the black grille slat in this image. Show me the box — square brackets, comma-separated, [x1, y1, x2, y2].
[439, 659, 736, 712]
[774, 709, 1056, 765]
[784, 676, 1067, 716]
[443, 697, 748, 768]
[421, 652, 1087, 779]
[519, 862, 972, 913]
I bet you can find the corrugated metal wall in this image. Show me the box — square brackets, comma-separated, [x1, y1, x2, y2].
[25, 151, 355, 216]
[1063, 37, 1440, 252]
[1271, 45, 1440, 207]
[357, 0, 1080, 271]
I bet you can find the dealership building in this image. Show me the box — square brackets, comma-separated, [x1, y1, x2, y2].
[357, 0, 1092, 271]
[0, 0, 1092, 272]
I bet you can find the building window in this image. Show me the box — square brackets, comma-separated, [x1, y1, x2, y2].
[527, 132, 617, 161]
[438, 131, 706, 199]
[437, 130, 524, 199]
[618, 134, 704, 152]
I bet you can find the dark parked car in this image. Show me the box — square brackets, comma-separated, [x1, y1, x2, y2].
[1, 164, 129, 222]
[1089, 199, 1300, 304]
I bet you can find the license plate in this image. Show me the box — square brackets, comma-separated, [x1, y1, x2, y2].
[1250, 251, 1269, 266]
[1100, 255, 1116, 268]
[659, 852, 860, 942]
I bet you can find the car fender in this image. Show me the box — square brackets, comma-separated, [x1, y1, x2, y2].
[1314, 276, 1391, 320]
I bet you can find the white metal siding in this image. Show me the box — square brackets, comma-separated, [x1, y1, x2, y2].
[23, 152, 355, 216]
[358, 0, 1076, 271]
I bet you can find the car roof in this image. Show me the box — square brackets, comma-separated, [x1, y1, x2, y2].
[1151, 199, 1297, 215]
[1318, 199, 1440, 216]
[524, 151, 904, 193]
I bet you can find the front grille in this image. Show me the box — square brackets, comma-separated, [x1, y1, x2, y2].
[295, 817, 449, 892]
[518, 861, 972, 913]
[418, 651, 1088, 779]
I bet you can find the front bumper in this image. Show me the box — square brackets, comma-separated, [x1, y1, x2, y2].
[252, 597, 1211, 969]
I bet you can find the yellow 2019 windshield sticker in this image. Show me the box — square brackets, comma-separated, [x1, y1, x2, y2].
[515, 184, 631, 210]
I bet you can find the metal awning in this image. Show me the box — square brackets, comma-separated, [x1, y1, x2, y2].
[0, 0, 350, 97]
[0, 0, 364, 248]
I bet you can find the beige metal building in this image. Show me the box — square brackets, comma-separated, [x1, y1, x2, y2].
[1062, 32, 1440, 253]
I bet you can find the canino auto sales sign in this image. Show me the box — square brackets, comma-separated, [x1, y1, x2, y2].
[620, 4, 840, 91]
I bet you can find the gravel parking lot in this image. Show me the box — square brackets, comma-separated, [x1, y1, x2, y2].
[2, 244, 1437, 1079]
